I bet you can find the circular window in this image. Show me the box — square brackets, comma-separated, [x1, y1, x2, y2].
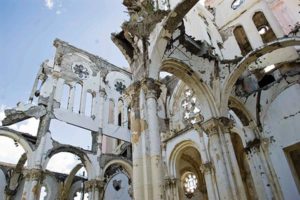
[183, 172, 198, 197]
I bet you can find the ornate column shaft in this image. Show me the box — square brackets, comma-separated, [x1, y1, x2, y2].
[141, 78, 163, 200]
[21, 169, 44, 200]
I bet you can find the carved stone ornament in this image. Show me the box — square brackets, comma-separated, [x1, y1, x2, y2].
[115, 81, 126, 94]
[141, 78, 161, 99]
[24, 169, 43, 181]
[84, 179, 105, 192]
[200, 162, 213, 174]
[72, 63, 90, 79]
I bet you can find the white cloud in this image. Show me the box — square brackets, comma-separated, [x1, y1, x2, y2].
[0, 136, 25, 164]
[46, 152, 87, 178]
[45, 0, 54, 10]
[0, 105, 38, 164]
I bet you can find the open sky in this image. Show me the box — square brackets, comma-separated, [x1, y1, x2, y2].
[0, 0, 128, 107]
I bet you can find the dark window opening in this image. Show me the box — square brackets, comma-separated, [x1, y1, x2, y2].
[258, 74, 275, 88]
[118, 112, 122, 126]
[253, 12, 276, 43]
[128, 107, 131, 130]
[285, 143, 300, 192]
[233, 26, 253, 56]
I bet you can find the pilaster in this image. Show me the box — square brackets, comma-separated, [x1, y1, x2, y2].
[21, 169, 44, 200]
[84, 179, 105, 200]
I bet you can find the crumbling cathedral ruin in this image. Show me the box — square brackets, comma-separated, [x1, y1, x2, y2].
[0, 0, 300, 199]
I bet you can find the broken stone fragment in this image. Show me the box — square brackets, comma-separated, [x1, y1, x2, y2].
[2, 103, 46, 126]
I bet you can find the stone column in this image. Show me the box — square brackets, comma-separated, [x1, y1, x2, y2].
[84, 179, 105, 200]
[193, 116, 219, 200]
[218, 117, 247, 200]
[164, 177, 179, 200]
[202, 118, 234, 200]
[142, 78, 164, 200]
[245, 136, 283, 200]
[200, 162, 219, 200]
[21, 169, 43, 200]
[124, 82, 144, 199]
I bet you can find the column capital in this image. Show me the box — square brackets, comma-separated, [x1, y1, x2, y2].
[201, 117, 234, 136]
[99, 88, 107, 98]
[164, 176, 177, 186]
[141, 78, 161, 99]
[201, 118, 219, 136]
[84, 179, 105, 192]
[218, 117, 234, 132]
[200, 162, 214, 174]
[24, 169, 43, 181]
[124, 81, 141, 109]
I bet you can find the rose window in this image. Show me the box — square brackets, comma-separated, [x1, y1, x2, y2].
[183, 172, 198, 198]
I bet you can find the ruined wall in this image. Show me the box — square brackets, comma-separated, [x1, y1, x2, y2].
[263, 84, 300, 199]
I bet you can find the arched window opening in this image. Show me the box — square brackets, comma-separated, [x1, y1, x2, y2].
[258, 74, 275, 88]
[117, 99, 124, 127]
[231, 0, 245, 10]
[46, 152, 87, 178]
[253, 12, 276, 43]
[118, 113, 122, 126]
[127, 107, 131, 130]
[233, 26, 253, 56]
[284, 142, 300, 192]
[231, 133, 257, 199]
[108, 99, 115, 124]
[61, 84, 71, 109]
[74, 83, 82, 114]
[85, 92, 93, 117]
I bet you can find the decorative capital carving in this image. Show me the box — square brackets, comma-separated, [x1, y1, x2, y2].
[202, 118, 219, 136]
[124, 81, 141, 109]
[200, 162, 213, 174]
[164, 176, 177, 187]
[84, 179, 105, 192]
[99, 88, 107, 98]
[24, 169, 43, 181]
[244, 138, 261, 154]
[218, 117, 234, 132]
[201, 117, 234, 136]
[141, 78, 161, 99]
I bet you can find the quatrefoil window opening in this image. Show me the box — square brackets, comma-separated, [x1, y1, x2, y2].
[72, 64, 90, 79]
[182, 88, 201, 123]
[114, 81, 126, 94]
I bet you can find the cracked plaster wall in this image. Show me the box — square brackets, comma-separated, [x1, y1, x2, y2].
[263, 83, 300, 199]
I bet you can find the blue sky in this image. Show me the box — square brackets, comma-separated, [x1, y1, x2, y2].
[0, 0, 129, 182]
[0, 0, 128, 106]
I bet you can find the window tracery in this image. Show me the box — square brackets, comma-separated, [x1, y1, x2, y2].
[181, 88, 202, 124]
[183, 172, 198, 198]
